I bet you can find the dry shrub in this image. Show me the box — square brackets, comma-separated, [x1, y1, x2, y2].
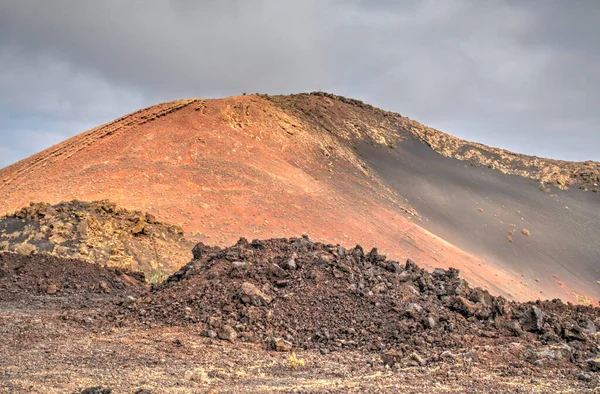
[287, 352, 305, 369]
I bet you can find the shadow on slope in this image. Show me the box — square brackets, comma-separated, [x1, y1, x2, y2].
[358, 138, 600, 302]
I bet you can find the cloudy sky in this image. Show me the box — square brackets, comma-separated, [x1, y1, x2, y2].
[0, 0, 598, 168]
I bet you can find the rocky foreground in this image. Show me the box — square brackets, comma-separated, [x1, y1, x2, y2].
[112, 237, 600, 369]
[1, 237, 600, 393]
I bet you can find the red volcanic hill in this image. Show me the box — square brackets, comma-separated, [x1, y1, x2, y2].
[1, 92, 599, 303]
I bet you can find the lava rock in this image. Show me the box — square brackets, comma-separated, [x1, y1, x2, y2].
[239, 282, 273, 306]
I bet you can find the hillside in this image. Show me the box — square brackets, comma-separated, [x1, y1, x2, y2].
[0, 92, 598, 303]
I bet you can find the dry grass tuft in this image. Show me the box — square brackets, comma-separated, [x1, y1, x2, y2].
[286, 352, 305, 369]
[506, 235, 513, 243]
[521, 229, 531, 237]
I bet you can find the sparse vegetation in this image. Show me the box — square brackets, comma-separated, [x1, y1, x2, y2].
[506, 235, 513, 242]
[147, 267, 169, 284]
[576, 294, 593, 306]
[286, 352, 305, 369]
[521, 229, 531, 237]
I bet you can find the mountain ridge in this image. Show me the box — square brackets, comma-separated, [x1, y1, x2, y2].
[0, 92, 598, 303]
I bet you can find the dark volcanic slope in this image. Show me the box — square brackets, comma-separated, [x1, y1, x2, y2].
[358, 138, 600, 302]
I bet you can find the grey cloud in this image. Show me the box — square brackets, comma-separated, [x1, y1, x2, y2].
[0, 0, 598, 168]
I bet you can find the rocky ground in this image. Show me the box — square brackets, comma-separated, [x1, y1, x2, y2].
[0, 252, 147, 306]
[0, 201, 194, 279]
[1, 237, 600, 393]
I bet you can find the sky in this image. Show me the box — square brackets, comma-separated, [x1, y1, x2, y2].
[0, 0, 599, 168]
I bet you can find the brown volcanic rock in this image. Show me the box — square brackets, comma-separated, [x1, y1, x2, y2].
[112, 237, 600, 372]
[0, 200, 193, 275]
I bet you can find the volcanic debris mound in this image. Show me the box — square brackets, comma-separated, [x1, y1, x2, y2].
[113, 237, 600, 370]
[0, 200, 194, 276]
[0, 252, 146, 301]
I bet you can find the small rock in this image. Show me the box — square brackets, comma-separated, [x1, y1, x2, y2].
[45, 283, 58, 295]
[131, 218, 145, 235]
[268, 263, 288, 278]
[432, 268, 446, 277]
[386, 261, 403, 273]
[580, 319, 597, 334]
[439, 350, 455, 360]
[453, 296, 478, 317]
[405, 259, 419, 272]
[382, 349, 403, 367]
[398, 271, 411, 282]
[587, 359, 600, 372]
[217, 325, 237, 342]
[269, 337, 293, 352]
[424, 316, 437, 329]
[579, 373, 592, 382]
[14, 243, 37, 255]
[99, 281, 111, 293]
[81, 387, 112, 394]
[371, 283, 386, 294]
[232, 261, 247, 269]
[239, 282, 273, 306]
[282, 253, 298, 270]
[521, 305, 545, 332]
[410, 352, 427, 366]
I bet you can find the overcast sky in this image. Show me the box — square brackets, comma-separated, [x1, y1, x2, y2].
[0, 0, 598, 168]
